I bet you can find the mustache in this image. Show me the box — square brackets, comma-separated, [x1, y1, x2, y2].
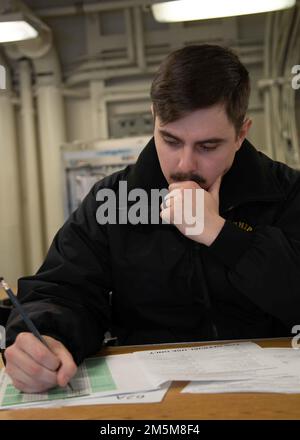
[170, 172, 206, 187]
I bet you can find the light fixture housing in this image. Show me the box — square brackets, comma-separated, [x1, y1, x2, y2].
[152, 0, 296, 23]
[0, 15, 38, 43]
[0, 0, 48, 44]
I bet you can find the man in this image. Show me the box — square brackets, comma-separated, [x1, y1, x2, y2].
[4, 45, 300, 393]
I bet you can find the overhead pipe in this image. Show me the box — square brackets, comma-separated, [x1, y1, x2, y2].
[66, 65, 157, 87]
[5, 21, 66, 248]
[133, 6, 146, 70]
[34, 47, 67, 247]
[90, 80, 108, 138]
[19, 58, 45, 272]
[37, 1, 154, 18]
[0, 55, 25, 285]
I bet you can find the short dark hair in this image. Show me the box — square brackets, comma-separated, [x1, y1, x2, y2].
[150, 44, 250, 133]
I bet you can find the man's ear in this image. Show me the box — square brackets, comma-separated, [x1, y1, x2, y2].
[236, 118, 252, 151]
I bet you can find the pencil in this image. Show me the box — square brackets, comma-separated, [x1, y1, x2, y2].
[0, 277, 74, 392]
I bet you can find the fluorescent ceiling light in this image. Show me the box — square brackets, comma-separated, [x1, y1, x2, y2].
[0, 20, 38, 43]
[152, 0, 296, 22]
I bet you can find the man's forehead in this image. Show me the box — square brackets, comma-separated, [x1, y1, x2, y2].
[158, 128, 227, 145]
[155, 105, 234, 135]
[155, 118, 234, 145]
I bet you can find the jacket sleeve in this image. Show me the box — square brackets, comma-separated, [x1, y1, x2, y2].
[208, 178, 300, 329]
[5, 183, 112, 365]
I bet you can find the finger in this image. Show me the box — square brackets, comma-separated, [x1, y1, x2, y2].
[160, 195, 176, 210]
[161, 189, 181, 210]
[49, 341, 77, 387]
[12, 377, 51, 394]
[169, 181, 199, 191]
[164, 188, 182, 201]
[168, 182, 184, 191]
[5, 361, 56, 391]
[160, 197, 171, 210]
[160, 207, 172, 224]
[5, 345, 58, 385]
[11, 378, 28, 393]
[14, 333, 61, 371]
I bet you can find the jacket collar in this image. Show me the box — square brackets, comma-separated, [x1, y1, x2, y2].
[127, 137, 285, 213]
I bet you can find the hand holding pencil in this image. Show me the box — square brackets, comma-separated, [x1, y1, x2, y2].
[0, 277, 77, 393]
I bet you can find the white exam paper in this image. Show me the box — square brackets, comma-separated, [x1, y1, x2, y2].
[182, 348, 300, 394]
[134, 342, 286, 387]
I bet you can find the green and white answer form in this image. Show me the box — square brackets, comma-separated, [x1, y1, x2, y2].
[0, 354, 160, 409]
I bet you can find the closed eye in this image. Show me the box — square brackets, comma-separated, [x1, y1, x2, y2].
[200, 145, 218, 151]
[164, 137, 181, 146]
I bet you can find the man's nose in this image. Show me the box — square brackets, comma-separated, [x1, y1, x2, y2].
[178, 146, 197, 173]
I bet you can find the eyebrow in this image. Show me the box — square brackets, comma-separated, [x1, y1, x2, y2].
[159, 129, 226, 145]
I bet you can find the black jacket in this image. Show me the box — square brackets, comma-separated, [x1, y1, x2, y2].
[6, 138, 300, 365]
